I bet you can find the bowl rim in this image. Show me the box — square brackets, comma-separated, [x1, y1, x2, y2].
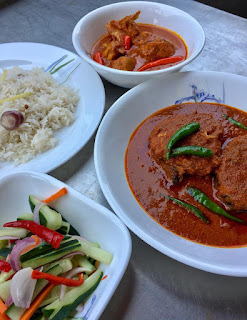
[72, 1, 206, 76]
[94, 70, 247, 277]
[0, 169, 132, 319]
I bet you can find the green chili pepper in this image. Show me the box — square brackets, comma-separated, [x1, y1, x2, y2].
[223, 114, 247, 130]
[187, 187, 245, 224]
[166, 122, 200, 160]
[165, 195, 209, 224]
[170, 146, 213, 158]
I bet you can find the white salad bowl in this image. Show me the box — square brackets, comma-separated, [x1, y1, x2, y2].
[94, 70, 247, 277]
[72, 1, 205, 88]
[0, 171, 131, 320]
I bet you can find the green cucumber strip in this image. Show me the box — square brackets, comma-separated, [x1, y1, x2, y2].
[6, 305, 25, 320]
[0, 228, 27, 238]
[61, 216, 79, 236]
[0, 279, 10, 302]
[42, 269, 103, 320]
[90, 242, 100, 248]
[22, 243, 81, 269]
[43, 257, 73, 273]
[39, 286, 60, 307]
[57, 221, 70, 235]
[17, 213, 34, 221]
[29, 195, 62, 230]
[20, 238, 74, 263]
[0, 270, 14, 284]
[76, 237, 113, 265]
[74, 256, 96, 274]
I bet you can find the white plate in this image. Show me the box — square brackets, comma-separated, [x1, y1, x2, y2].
[0, 170, 131, 320]
[0, 42, 105, 174]
[94, 71, 247, 276]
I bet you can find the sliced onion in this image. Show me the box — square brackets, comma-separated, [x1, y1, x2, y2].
[76, 302, 84, 312]
[10, 238, 35, 271]
[59, 267, 89, 301]
[5, 295, 13, 307]
[60, 251, 84, 260]
[10, 267, 37, 308]
[0, 236, 20, 241]
[33, 202, 45, 224]
[0, 111, 24, 130]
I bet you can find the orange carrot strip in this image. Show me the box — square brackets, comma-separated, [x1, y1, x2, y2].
[22, 235, 40, 254]
[20, 283, 54, 320]
[94, 260, 99, 269]
[42, 187, 67, 203]
[101, 275, 108, 281]
[0, 313, 10, 320]
[0, 299, 7, 314]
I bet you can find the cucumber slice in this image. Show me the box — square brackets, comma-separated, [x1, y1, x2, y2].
[0, 228, 27, 238]
[42, 269, 103, 320]
[75, 237, 113, 265]
[74, 256, 96, 274]
[39, 286, 60, 307]
[0, 270, 14, 284]
[20, 238, 74, 263]
[6, 305, 25, 320]
[21, 241, 81, 269]
[17, 213, 34, 221]
[57, 221, 70, 235]
[29, 195, 62, 230]
[0, 279, 10, 302]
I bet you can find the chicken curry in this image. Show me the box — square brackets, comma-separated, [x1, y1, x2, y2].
[125, 103, 247, 247]
[91, 11, 187, 71]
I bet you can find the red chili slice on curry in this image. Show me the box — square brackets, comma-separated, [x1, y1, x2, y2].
[91, 11, 187, 71]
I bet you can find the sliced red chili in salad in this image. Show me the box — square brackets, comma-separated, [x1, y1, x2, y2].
[31, 270, 84, 287]
[3, 221, 64, 249]
[0, 259, 11, 272]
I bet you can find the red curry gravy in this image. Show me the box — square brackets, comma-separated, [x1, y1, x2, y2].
[125, 103, 247, 247]
[91, 24, 187, 71]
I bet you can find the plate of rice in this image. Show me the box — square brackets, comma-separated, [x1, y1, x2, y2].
[0, 42, 105, 173]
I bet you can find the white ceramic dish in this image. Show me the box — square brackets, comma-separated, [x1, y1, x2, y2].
[0, 170, 131, 319]
[0, 42, 105, 175]
[72, 1, 205, 88]
[94, 71, 247, 276]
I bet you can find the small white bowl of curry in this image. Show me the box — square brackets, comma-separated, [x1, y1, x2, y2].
[72, 1, 205, 88]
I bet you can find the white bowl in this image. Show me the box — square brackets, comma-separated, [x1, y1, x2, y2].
[94, 71, 247, 276]
[0, 171, 131, 320]
[72, 1, 205, 88]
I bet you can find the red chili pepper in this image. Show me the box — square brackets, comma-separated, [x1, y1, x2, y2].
[137, 56, 184, 72]
[93, 52, 104, 65]
[0, 259, 11, 272]
[3, 221, 64, 249]
[31, 270, 84, 287]
[123, 35, 131, 50]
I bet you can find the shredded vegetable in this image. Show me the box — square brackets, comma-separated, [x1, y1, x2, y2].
[0, 92, 33, 105]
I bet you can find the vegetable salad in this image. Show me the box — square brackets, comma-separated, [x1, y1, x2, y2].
[0, 188, 112, 320]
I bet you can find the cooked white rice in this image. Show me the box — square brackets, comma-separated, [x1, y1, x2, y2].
[0, 67, 79, 165]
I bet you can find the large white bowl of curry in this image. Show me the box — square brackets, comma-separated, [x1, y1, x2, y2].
[94, 71, 247, 276]
[72, 1, 205, 88]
